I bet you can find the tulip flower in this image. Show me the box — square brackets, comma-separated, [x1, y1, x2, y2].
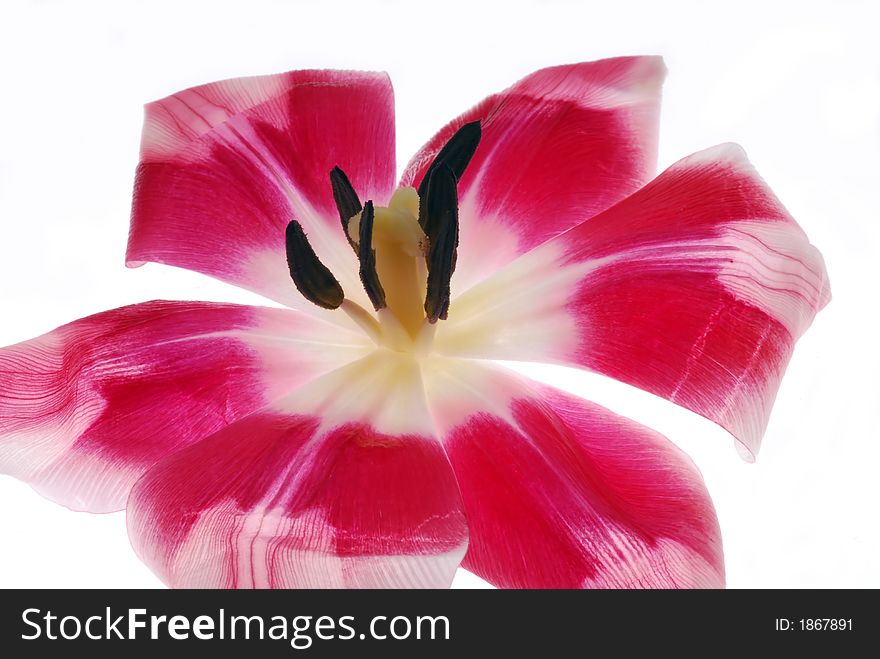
[0, 56, 829, 588]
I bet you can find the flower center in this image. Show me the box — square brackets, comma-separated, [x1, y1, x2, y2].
[283, 121, 482, 354]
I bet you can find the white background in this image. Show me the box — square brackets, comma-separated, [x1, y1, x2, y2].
[0, 0, 877, 588]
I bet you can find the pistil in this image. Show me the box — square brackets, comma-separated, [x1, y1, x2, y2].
[348, 188, 426, 339]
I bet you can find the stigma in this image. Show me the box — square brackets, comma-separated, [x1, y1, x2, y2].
[284, 121, 481, 352]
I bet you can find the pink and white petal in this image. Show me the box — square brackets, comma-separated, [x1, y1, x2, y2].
[129, 70, 395, 314]
[0, 301, 371, 513]
[128, 352, 467, 589]
[401, 56, 666, 292]
[436, 144, 830, 457]
[422, 358, 723, 588]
